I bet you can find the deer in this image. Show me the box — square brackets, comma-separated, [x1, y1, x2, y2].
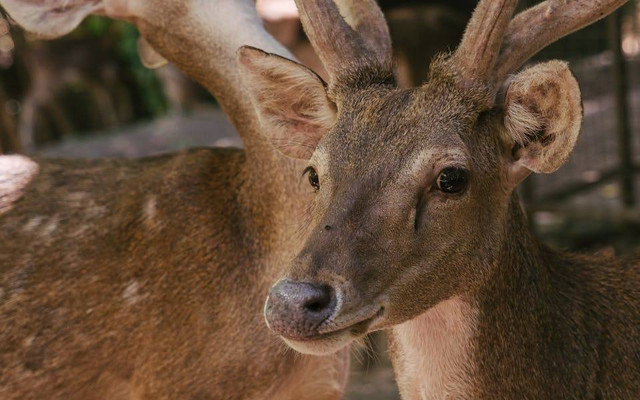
[0, 0, 385, 398]
[247, 0, 640, 399]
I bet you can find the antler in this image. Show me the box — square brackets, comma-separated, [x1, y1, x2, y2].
[451, 0, 518, 83]
[293, 0, 393, 90]
[130, 0, 295, 157]
[495, 0, 629, 81]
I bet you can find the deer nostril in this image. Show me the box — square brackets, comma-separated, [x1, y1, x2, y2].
[302, 284, 332, 314]
[305, 300, 325, 312]
[266, 281, 337, 338]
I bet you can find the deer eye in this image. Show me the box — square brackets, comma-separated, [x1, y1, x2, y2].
[436, 167, 468, 194]
[305, 167, 320, 191]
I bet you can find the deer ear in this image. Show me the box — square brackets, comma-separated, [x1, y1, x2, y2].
[0, 0, 107, 38]
[501, 61, 582, 183]
[237, 46, 336, 160]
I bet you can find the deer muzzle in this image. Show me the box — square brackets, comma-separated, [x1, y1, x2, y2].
[265, 280, 337, 340]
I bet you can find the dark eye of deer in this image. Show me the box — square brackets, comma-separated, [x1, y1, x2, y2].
[437, 167, 468, 194]
[307, 167, 320, 191]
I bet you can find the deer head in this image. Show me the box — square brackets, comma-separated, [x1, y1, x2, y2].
[237, 0, 627, 355]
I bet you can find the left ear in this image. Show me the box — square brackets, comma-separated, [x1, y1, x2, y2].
[500, 60, 582, 184]
[237, 46, 337, 159]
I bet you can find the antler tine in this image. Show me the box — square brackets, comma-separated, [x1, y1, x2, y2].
[495, 0, 628, 81]
[294, 0, 393, 89]
[452, 0, 518, 83]
[333, 0, 392, 63]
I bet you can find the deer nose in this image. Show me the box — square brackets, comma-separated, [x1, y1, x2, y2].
[265, 280, 337, 340]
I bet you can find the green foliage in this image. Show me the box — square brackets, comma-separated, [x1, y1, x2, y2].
[113, 21, 168, 118]
[73, 16, 168, 118]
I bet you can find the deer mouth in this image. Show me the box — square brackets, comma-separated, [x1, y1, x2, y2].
[279, 305, 385, 355]
[316, 304, 385, 338]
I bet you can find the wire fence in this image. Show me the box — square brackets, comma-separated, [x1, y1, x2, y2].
[507, 2, 640, 252]
[519, 2, 639, 214]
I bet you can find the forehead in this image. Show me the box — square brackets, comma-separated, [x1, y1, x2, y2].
[315, 82, 478, 177]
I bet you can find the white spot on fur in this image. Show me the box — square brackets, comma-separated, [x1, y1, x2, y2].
[392, 297, 477, 400]
[122, 280, 141, 306]
[23, 216, 44, 233]
[67, 191, 89, 203]
[86, 204, 108, 219]
[66, 192, 107, 220]
[0, 155, 39, 216]
[72, 225, 91, 238]
[41, 215, 59, 237]
[143, 196, 157, 220]
[142, 196, 160, 230]
[23, 335, 35, 347]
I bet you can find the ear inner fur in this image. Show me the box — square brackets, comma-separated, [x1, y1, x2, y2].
[502, 60, 582, 174]
[237, 46, 337, 160]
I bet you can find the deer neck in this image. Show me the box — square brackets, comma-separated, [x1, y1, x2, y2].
[470, 195, 596, 397]
[391, 296, 478, 400]
[479, 194, 557, 325]
[484, 194, 553, 297]
[389, 195, 555, 400]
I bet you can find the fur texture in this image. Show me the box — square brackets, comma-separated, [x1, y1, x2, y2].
[238, 47, 337, 159]
[389, 298, 477, 400]
[0, 150, 348, 400]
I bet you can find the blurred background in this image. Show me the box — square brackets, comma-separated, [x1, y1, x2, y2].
[0, 1, 638, 398]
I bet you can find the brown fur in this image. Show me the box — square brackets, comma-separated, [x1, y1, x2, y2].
[0, 150, 348, 399]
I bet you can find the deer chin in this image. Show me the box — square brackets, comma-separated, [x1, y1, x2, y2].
[281, 306, 385, 356]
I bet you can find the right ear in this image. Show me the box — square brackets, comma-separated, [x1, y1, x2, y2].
[237, 46, 336, 159]
[500, 60, 583, 185]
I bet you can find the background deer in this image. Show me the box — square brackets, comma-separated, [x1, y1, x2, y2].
[243, 0, 640, 398]
[0, 0, 396, 398]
